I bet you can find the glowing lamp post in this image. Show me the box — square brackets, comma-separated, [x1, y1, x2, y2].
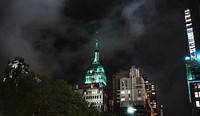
[127, 107, 136, 115]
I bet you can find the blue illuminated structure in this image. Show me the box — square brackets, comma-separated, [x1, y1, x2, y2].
[185, 8, 200, 116]
[185, 56, 191, 61]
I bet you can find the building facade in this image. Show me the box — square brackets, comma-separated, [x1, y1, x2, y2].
[185, 60, 200, 116]
[184, 3, 200, 115]
[113, 66, 156, 116]
[83, 33, 108, 112]
[143, 76, 158, 115]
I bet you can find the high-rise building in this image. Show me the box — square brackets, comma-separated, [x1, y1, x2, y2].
[184, 3, 200, 116]
[113, 69, 129, 113]
[83, 32, 108, 112]
[143, 76, 158, 116]
[185, 56, 200, 116]
[3, 56, 29, 82]
[113, 66, 155, 116]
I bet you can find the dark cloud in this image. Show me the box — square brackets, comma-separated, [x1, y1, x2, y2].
[0, 0, 190, 115]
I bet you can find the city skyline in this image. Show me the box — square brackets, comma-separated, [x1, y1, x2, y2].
[0, 0, 192, 115]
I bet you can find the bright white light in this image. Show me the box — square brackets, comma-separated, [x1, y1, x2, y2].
[128, 90, 130, 94]
[196, 101, 200, 107]
[121, 98, 125, 101]
[92, 90, 98, 94]
[197, 55, 200, 60]
[121, 91, 125, 94]
[127, 107, 136, 114]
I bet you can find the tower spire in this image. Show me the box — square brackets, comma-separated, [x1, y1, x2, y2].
[95, 32, 99, 50]
[93, 32, 100, 64]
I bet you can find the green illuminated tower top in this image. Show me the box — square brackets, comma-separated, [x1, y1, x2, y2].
[85, 32, 107, 85]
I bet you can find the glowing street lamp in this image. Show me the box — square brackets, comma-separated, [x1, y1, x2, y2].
[127, 107, 136, 114]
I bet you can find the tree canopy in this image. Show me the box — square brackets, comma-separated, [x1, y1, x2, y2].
[0, 72, 99, 116]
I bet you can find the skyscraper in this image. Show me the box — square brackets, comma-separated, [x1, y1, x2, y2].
[113, 66, 156, 116]
[184, 3, 200, 115]
[143, 76, 158, 116]
[3, 56, 29, 82]
[113, 69, 129, 113]
[83, 32, 108, 112]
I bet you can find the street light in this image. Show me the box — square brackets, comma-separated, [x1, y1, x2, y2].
[127, 107, 136, 114]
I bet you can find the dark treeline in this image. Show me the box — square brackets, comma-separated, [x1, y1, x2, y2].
[0, 72, 102, 116]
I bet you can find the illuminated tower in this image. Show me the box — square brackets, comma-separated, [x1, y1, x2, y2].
[3, 56, 29, 82]
[84, 33, 107, 85]
[184, 8, 200, 116]
[83, 32, 108, 112]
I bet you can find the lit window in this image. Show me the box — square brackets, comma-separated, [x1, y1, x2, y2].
[198, 83, 200, 88]
[121, 91, 125, 94]
[92, 90, 97, 94]
[121, 98, 125, 101]
[195, 92, 200, 98]
[153, 105, 156, 108]
[196, 101, 200, 107]
[100, 90, 102, 93]
[152, 87, 155, 90]
[128, 90, 131, 94]
[138, 90, 141, 94]
[137, 97, 141, 100]
[138, 90, 141, 97]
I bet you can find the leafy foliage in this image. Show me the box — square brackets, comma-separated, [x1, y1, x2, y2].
[0, 72, 99, 116]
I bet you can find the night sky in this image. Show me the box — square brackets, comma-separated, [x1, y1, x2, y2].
[0, 0, 191, 115]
